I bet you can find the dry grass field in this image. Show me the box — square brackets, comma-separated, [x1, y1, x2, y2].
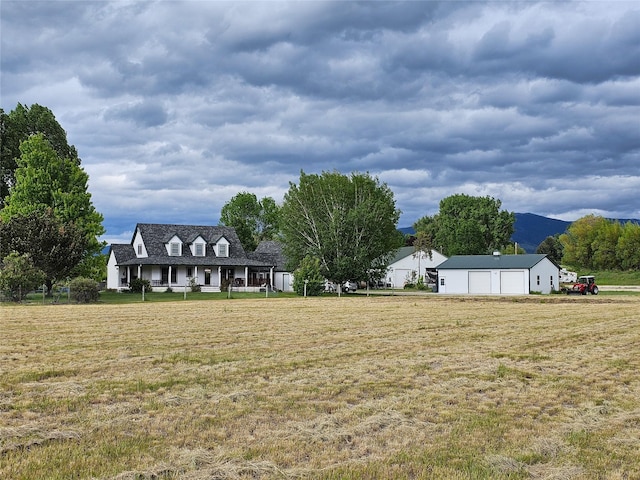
[1, 295, 639, 479]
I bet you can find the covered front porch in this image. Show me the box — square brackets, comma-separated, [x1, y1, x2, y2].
[117, 263, 275, 293]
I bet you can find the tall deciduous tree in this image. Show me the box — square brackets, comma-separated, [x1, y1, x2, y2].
[219, 192, 281, 252]
[1, 103, 79, 207]
[592, 220, 623, 270]
[414, 194, 515, 256]
[617, 222, 640, 270]
[559, 214, 609, 269]
[536, 235, 564, 264]
[281, 170, 403, 286]
[1, 134, 105, 290]
[0, 210, 87, 293]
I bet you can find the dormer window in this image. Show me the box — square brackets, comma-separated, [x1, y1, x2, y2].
[170, 242, 180, 256]
[133, 229, 147, 258]
[189, 235, 207, 256]
[212, 236, 230, 257]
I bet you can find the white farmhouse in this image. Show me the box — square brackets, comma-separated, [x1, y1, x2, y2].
[436, 253, 560, 295]
[107, 223, 285, 292]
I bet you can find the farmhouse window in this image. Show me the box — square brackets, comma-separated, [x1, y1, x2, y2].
[187, 267, 193, 277]
[170, 242, 180, 256]
[161, 267, 177, 284]
[536, 275, 540, 286]
[137, 244, 143, 255]
[195, 243, 204, 256]
[218, 244, 228, 257]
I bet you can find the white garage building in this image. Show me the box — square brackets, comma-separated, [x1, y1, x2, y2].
[436, 253, 560, 295]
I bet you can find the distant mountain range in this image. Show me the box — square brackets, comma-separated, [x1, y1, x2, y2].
[511, 213, 571, 253]
[400, 213, 640, 254]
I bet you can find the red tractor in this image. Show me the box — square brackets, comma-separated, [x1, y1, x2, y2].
[567, 275, 599, 295]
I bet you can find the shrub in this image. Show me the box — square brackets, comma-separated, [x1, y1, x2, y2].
[0, 252, 46, 302]
[189, 277, 201, 292]
[293, 256, 325, 296]
[69, 277, 100, 303]
[404, 270, 417, 289]
[129, 277, 151, 293]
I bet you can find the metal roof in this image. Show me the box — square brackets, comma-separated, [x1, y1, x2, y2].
[437, 253, 555, 270]
[388, 246, 444, 265]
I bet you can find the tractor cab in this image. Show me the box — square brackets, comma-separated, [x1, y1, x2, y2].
[569, 275, 599, 295]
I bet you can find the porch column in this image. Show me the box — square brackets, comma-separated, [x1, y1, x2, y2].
[244, 266, 248, 287]
[138, 264, 142, 279]
[270, 267, 274, 287]
[218, 266, 222, 289]
[127, 266, 131, 284]
[168, 266, 172, 288]
[194, 266, 198, 284]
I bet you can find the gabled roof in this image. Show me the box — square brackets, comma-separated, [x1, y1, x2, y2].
[437, 253, 557, 270]
[250, 240, 288, 271]
[114, 223, 271, 267]
[388, 246, 444, 265]
[110, 244, 136, 264]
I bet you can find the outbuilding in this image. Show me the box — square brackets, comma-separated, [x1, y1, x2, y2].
[436, 253, 560, 295]
[384, 246, 448, 288]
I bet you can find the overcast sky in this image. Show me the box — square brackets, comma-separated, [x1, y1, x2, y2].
[2, 1, 639, 244]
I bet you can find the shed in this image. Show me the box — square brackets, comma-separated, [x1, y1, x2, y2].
[436, 253, 560, 295]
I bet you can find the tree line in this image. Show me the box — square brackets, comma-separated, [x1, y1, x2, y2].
[537, 215, 640, 271]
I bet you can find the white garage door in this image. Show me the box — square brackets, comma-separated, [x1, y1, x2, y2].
[393, 269, 412, 288]
[500, 271, 526, 294]
[468, 271, 491, 294]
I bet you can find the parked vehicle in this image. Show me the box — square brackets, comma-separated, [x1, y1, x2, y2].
[566, 275, 599, 295]
[559, 268, 577, 283]
[342, 281, 358, 293]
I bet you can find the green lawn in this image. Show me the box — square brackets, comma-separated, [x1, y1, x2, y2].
[565, 268, 640, 285]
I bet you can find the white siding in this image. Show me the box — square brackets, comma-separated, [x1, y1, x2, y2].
[438, 269, 469, 294]
[274, 272, 293, 292]
[165, 235, 183, 256]
[189, 236, 207, 257]
[387, 249, 447, 288]
[133, 229, 148, 258]
[530, 259, 559, 294]
[106, 251, 119, 290]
